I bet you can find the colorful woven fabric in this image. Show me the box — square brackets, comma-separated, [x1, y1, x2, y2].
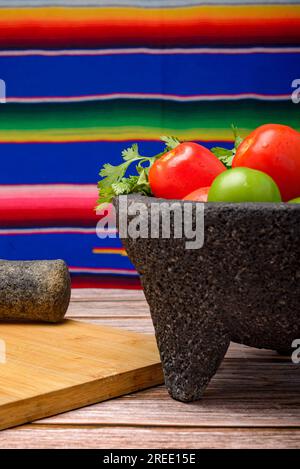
[0, 1, 299, 288]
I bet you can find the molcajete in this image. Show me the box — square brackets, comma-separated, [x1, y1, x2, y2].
[114, 194, 300, 402]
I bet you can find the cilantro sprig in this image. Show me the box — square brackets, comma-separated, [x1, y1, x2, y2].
[211, 125, 243, 168]
[96, 127, 243, 209]
[97, 136, 180, 208]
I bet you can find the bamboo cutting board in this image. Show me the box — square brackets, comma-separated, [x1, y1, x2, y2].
[0, 320, 163, 430]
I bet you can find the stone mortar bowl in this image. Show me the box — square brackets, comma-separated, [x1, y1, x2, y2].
[114, 194, 300, 402]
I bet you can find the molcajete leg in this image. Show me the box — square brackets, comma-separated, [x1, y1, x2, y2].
[142, 279, 230, 402]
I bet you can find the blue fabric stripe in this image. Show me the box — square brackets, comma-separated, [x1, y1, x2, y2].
[0, 53, 298, 98]
[0, 231, 134, 269]
[0, 141, 232, 184]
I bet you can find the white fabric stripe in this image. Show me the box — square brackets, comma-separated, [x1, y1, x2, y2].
[5, 93, 291, 103]
[0, 47, 299, 56]
[0, 183, 96, 192]
[0, 228, 117, 235]
[0, 227, 102, 235]
[69, 267, 138, 275]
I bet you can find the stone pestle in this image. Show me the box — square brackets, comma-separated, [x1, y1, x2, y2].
[0, 260, 71, 322]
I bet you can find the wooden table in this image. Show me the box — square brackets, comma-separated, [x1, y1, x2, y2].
[0, 288, 299, 449]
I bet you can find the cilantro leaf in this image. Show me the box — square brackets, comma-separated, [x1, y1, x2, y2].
[211, 125, 243, 168]
[99, 162, 128, 187]
[111, 177, 137, 196]
[160, 135, 181, 151]
[121, 143, 141, 161]
[210, 147, 233, 158]
[210, 147, 235, 168]
[97, 143, 157, 208]
[232, 124, 243, 149]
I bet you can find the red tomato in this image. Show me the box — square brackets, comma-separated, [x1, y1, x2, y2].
[183, 186, 210, 202]
[149, 142, 226, 199]
[232, 124, 300, 201]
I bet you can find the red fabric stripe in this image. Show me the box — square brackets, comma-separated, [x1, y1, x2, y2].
[71, 275, 141, 289]
[0, 19, 299, 48]
[0, 185, 101, 227]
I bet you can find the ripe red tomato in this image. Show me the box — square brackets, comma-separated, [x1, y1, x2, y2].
[232, 124, 300, 201]
[149, 142, 226, 199]
[183, 186, 210, 202]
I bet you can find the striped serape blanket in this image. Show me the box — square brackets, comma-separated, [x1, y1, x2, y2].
[0, 1, 299, 287]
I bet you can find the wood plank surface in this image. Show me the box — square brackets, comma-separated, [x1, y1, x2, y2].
[68, 301, 149, 317]
[71, 289, 146, 302]
[1, 426, 300, 449]
[0, 288, 299, 449]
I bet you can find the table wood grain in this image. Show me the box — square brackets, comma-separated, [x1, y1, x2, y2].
[0, 288, 299, 449]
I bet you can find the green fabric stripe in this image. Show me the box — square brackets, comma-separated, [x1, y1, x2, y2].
[0, 100, 298, 132]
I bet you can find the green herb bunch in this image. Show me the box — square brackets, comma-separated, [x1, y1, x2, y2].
[96, 136, 180, 209]
[96, 127, 242, 209]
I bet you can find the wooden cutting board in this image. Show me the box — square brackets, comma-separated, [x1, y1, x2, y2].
[0, 320, 163, 430]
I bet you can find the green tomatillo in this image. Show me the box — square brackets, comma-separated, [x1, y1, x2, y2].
[207, 167, 282, 203]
